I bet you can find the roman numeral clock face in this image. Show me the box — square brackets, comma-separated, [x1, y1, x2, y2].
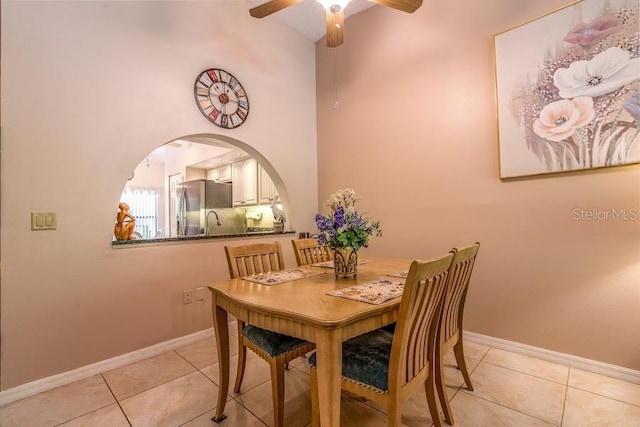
[194, 68, 249, 129]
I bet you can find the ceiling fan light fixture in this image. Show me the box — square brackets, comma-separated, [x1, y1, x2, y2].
[317, 0, 351, 11]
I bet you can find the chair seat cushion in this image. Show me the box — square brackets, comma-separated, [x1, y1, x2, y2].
[309, 329, 393, 391]
[380, 322, 396, 334]
[243, 325, 310, 357]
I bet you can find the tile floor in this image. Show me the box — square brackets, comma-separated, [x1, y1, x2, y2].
[0, 323, 638, 427]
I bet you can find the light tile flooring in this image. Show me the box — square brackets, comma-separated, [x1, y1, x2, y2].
[0, 323, 638, 427]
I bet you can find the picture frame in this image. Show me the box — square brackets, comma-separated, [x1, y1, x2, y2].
[494, 0, 639, 180]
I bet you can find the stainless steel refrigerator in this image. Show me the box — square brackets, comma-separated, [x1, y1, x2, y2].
[177, 179, 233, 236]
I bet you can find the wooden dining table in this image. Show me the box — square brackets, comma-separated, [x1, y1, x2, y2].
[207, 257, 411, 426]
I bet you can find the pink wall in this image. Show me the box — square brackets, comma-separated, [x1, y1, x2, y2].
[316, 0, 640, 369]
[1, 1, 317, 390]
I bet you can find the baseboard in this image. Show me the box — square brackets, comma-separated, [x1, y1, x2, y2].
[0, 328, 215, 406]
[464, 330, 640, 385]
[1, 328, 638, 407]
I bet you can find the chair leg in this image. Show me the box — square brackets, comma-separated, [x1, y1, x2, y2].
[425, 365, 443, 427]
[310, 368, 320, 427]
[453, 340, 473, 391]
[435, 350, 454, 425]
[234, 321, 247, 393]
[387, 397, 403, 427]
[269, 357, 286, 427]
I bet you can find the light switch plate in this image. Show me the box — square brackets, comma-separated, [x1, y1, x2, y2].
[31, 212, 57, 230]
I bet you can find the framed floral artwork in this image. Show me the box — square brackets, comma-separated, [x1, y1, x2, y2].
[494, 0, 639, 179]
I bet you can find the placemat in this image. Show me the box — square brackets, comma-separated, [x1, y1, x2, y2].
[327, 278, 404, 305]
[243, 268, 326, 285]
[312, 259, 374, 268]
[388, 270, 409, 279]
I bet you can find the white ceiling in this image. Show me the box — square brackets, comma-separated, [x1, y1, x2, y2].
[248, 0, 376, 42]
[147, 141, 248, 169]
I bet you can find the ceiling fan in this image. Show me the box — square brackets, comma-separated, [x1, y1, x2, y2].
[249, 0, 423, 47]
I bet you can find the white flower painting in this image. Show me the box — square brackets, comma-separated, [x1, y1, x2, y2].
[553, 47, 640, 98]
[495, 0, 639, 179]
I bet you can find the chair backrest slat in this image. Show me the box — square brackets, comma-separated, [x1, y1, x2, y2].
[292, 238, 333, 266]
[389, 253, 454, 389]
[225, 242, 285, 279]
[407, 281, 430, 380]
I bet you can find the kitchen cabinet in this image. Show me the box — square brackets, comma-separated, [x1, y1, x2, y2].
[259, 165, 278, 204]
[185, 166, 206, 181]
[207, 164, 232, 183]
[232, 158, 258, 206]
[226, 159, 276, 206]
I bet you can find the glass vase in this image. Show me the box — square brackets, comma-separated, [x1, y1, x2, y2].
[334, 246, 358, 278]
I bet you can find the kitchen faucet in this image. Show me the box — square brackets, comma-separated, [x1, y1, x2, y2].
[205, 210, 222, 236]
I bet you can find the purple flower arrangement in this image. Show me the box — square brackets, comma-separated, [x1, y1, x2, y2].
[315, 188, 381, 251]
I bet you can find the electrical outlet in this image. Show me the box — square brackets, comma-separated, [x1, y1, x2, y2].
[183, 290, 193, 304]
[196, 287, 205, 301]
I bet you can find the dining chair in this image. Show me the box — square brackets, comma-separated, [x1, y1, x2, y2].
[436, 242, 480, 425]
[309, 252, 455, 427]
[224, 241, 315, 427]
[291, 237, 333, 266]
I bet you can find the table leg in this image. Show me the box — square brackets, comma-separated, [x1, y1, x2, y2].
[211, 297, 229, 423]
[315, 327, 342, 427]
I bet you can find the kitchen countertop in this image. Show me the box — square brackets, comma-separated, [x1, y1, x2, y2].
[112, 230, 296, 247]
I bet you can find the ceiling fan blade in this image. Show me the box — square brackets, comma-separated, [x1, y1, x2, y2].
[326, 9, 345, 47]
[367, 0, 422, 13]
[249, 0, 303, 18]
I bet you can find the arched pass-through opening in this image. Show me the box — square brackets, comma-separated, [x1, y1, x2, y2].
[113, 133, 291, 244]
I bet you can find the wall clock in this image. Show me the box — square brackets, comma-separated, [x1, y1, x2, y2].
[194, 68, 250, 129]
